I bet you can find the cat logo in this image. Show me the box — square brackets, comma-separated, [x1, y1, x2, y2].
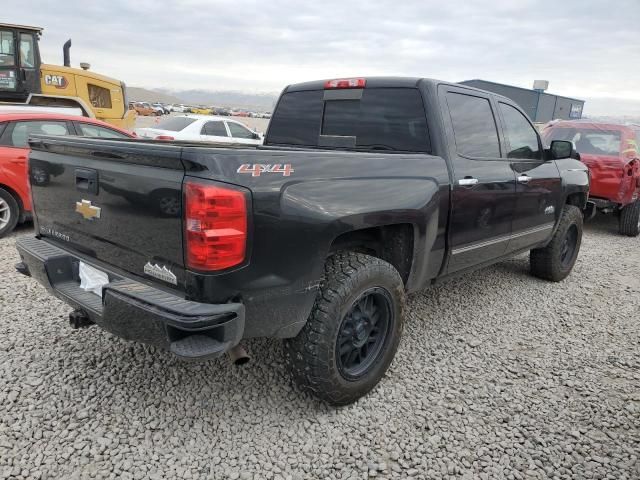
[44, 74, 68, 89]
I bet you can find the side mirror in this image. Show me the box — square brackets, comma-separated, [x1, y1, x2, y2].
[252, 132, 260, 140]
[550, 140, 580, 160]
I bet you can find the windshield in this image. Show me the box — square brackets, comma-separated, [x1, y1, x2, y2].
[546, 127, 622, 156]
[154, 116, 198, 131]
[267, 88, 431, 152]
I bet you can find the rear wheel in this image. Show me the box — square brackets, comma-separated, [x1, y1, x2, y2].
[619, 200, 640, 237]
[0, 188, 20, 238]
[530, 205, 583, 282]
[284, 252, 405, 406]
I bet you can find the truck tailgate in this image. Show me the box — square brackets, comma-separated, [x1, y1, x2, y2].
[28, 136, 187, 288]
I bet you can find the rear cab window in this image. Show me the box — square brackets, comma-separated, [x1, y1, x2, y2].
[267, 88, 431, 152]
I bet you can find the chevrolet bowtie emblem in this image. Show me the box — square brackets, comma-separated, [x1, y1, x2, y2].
[75, 199, 101, 220]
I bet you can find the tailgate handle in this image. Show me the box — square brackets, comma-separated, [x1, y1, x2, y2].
[75, 168, 99, 195]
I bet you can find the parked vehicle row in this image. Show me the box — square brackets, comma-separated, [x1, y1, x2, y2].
[128, 101, 272, 118]
[128, 102, 163, 116]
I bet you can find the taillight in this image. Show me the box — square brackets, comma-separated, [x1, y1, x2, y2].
[155, 135, 174, 140]
[324, 78, 366, 89]
[184, 180, 248, 271]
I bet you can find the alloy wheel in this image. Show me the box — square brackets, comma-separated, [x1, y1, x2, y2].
[336, 287, 393, 380]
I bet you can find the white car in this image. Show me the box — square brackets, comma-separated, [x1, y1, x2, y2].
[171, 104, 186, 113]
[134, 115, 263, 145]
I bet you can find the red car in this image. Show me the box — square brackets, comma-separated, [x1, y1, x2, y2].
[542, 121, 640, 236]
[0, 112, 134, 237]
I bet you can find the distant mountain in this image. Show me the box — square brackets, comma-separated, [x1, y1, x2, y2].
[127, 87, 183, 105]
[158, 89, 278, 112]
[128, 87, 278, 112]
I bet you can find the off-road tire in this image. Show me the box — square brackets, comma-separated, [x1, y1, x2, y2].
[0, 188, 20, 238]
[619, 200, 640, 237]
[530, 204, 583, 282]
[284, 252, 405, 406]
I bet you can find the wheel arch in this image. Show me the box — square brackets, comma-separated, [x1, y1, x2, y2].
[328, 223, 416, 288]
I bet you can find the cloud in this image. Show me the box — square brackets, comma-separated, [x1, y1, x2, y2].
[4, 0, 640, 110]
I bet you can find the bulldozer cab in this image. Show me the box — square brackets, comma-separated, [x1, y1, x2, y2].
[0, 24, 42, 102]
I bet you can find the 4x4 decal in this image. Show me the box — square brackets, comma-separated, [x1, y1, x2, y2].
[237, 164, 294, 177]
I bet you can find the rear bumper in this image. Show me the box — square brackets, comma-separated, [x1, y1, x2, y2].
[15, 236, 244, 360]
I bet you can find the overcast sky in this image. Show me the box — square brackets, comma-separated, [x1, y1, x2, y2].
[5, 0, 640, 114]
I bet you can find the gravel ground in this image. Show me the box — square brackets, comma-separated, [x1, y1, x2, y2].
[0, 215, 638, 480]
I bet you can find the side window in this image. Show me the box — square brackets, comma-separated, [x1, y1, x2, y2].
[446, 92, 500, 158]
[227, 122, 254, 139]
[88, 84, 112, 108]
[0, 30, 15, 67]
[77, 123, 129, 139]
[201, 121, 228, 137]
[11, 121, 70, 148]
[19, 34, 35, 68]
[499, 103, 541, 160]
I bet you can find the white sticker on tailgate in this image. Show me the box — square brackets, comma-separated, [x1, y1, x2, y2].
[79, 262, 109, 298]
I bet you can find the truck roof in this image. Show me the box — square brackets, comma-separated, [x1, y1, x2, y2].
[284, 76, 514, 102]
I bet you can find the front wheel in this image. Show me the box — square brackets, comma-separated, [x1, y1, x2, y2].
[530, 205, 583, 282]
[284, 252, 405, 406]
[619, 200, 640, 237]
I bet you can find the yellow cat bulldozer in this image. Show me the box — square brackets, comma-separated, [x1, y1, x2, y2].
[0, 23, 135, 129]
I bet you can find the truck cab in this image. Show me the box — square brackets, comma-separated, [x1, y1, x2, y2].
[0, 24, 42, 102]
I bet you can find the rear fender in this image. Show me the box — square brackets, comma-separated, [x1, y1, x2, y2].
[557, 158, 589, 208]
[280, 177, 446, 292]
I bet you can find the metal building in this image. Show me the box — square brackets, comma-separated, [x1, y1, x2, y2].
[459, 79, 585, 123]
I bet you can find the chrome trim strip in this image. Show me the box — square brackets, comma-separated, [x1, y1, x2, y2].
[452, 223, 554, 255]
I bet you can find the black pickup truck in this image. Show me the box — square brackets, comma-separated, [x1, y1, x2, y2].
[16, 77, 591, 405]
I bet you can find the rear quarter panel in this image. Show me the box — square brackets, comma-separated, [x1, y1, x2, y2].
[181, 147, 450, 337]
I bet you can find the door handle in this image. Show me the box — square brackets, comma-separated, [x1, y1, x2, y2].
[458, 177, 479, 186]
[517, 175, 531, 184]
[75, 168, 99, 195]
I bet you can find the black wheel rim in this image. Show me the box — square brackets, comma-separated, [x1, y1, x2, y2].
[560, 224, 578, 268]
[336, 287, 393, 380]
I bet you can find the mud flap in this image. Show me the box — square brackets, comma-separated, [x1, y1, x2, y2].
[583, 200, 597, 221]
